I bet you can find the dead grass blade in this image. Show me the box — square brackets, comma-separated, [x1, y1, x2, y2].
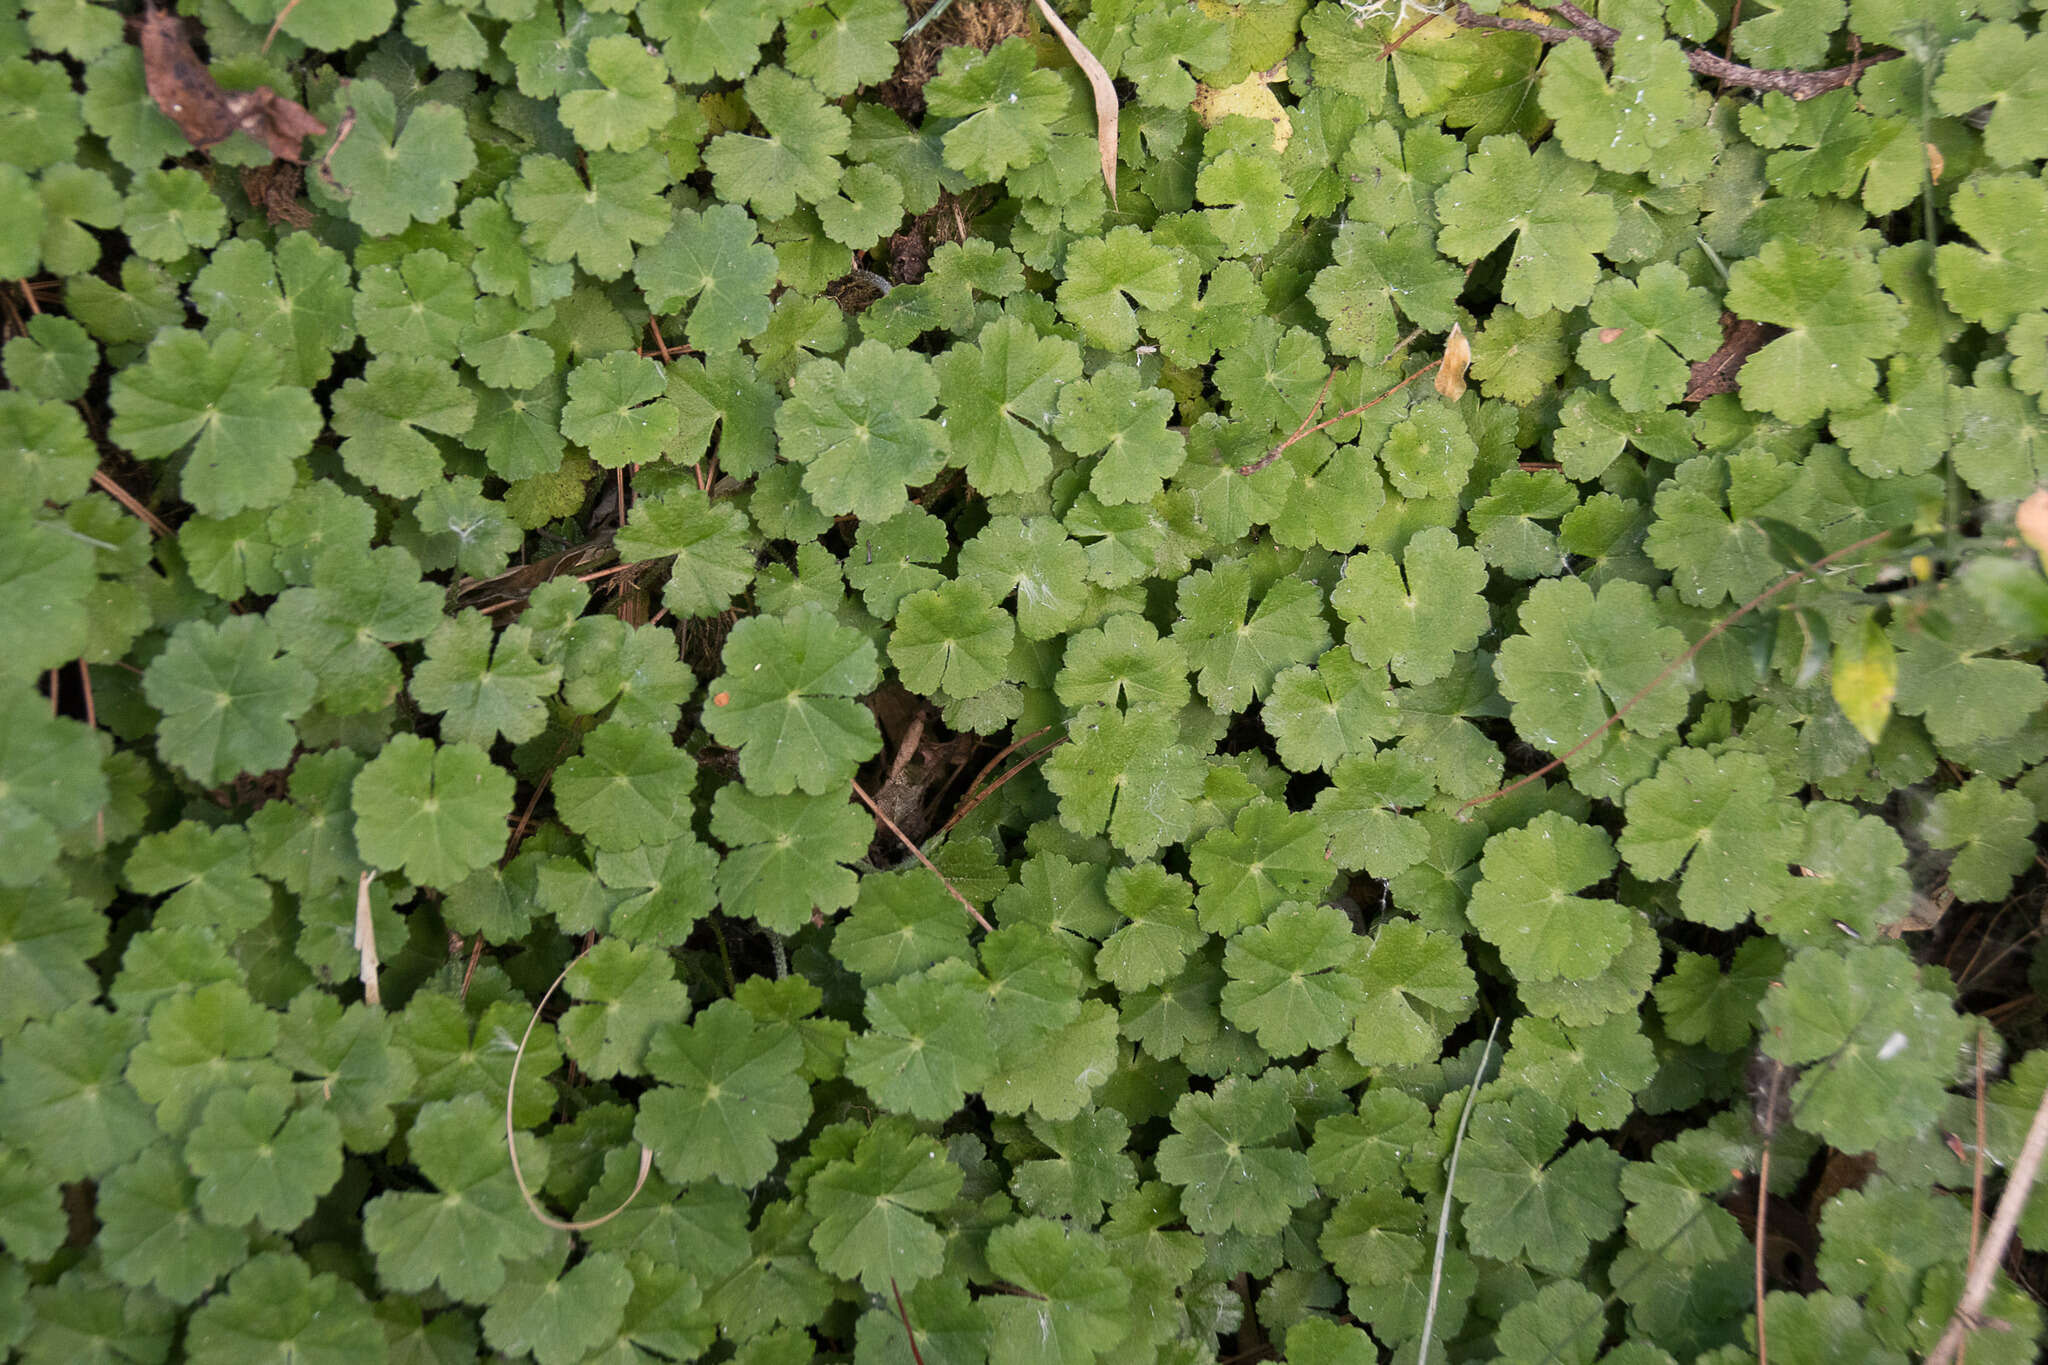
[353, 870, 381, 1007]
[852, 777, 994, 932]
[507, 951, 655, 1232]
[1419, 1017, 1499, 1365]
[1029, 0, 1117, 206]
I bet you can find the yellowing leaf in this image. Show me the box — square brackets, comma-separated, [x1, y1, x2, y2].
[1831, 612, 1898, 745]
[1191, 74, 1291, 153]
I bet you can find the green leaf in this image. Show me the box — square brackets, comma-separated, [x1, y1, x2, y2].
[480, 1247, 634, 1365]
[1437, 137, 1617, 314]
[330, 354, 476, 499]
[1173, 559, 1331, 713]
[1618, 748, 1803, 930]
[1760, 945, 1968, 1152]
[353, 248, 471, 363]
[562, 939, 692, 1080]
[554, 720, 699, 853]
[1346, 918, 1477, 1066]
[126, 981, 285, 1136]
[1012, 1107, 1137, 1224]
[702, 608, 883, 795]
[1048, 712, 1204, 859]
[408, 476, 525, 578]
[844, 961, 995, 1118]
[1579, 263, 1724, 412]
[1925, 775, 2040, 904]
[410, 612, 560, 749]
[889, 581, 1015, 697]
[0, 511, 91, 688]
[1468, 809, 1631, 983]
[1932, 22, 2048, 168]
[563, 349, 679, 469]
[0, 884, 104, 1036]
[350, 734, 514, 889]
[4, 313, 98, 404]
[272, 545, 442, 715]
[1539, 36, 1700, 177]
[712, 785, 871, 933]
[122, 167, 225, 262]
[981, 1218, 1131, 1365]
[779, 341, 947, 521]
[142, 617, 316, 786]
[561, 33, 676, 152]
[636, 998, 811, 1188]
[124, 823, 269, 933]
[1459, 1087, 1624, 1276]
[936, 315, 1081, 497]
[808, 1117, 962, 1291]
[1498, 1012, 1658, 1130]
[1496, 577, 1692, 754]
[320, 82, 475, 236]
[636, 202, 777, 353]
[1332, 526, 1489, 685]
[362, 1093, 558, 1303]
[184, 1086, 342, 1231]
[0, 1003, 154, 1179]
[1891, 594, 2048, 750]
[1265, 647, 1399, 775]
[1724, 241, 1903, 423]
[1220, 901, 1365, 1056]
[706, 66, 850, 218]
[924, 37, 1068, 183]
[108, 329, 322, 518]
[95, 1147, 247, 1303]
[184, 1253, 381, 1365]
[641, 0, 787, 82]
[510, 148, 671, 281]
[1189, 799, 1333, 933]
[190, 235, 356, 389]
[1309, 221, 1462, 359]
[1055, 611, 1191, 713]
[1056, 365, 1189, 505]
[1057, 225, 1184, 352]
[617, 486, 758, 618]
[956, 516, 1090, 641]
[786, 0, 905, 97]
[1156, 1073, 1312, 1236]
[1094, 864, 1203, 993]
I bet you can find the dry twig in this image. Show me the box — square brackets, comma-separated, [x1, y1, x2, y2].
[852, 777, 994, 932]
[1925, 1069, 2048, 1365]
[1449, 3, 1895, 100]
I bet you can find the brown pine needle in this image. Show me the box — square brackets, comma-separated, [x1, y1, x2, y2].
[891, 1279, 929, 1365]
[852, 777, 994, 932]
[92, 469, 173, 538]
[1238, 359, 1443, 475]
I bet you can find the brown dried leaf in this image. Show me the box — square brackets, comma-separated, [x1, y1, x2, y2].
[225, 87, 329, 162]
[1030, 0, 1117, 207]
[1684, 311, 1781, 402]
[240, 162, 314, 227]
[1434, 322, 1471, 401]
[2015, 488, 2048, 569]
[139, 8, 325, 162]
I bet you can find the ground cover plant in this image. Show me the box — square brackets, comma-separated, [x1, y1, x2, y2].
[5, 0, 2048, 1360]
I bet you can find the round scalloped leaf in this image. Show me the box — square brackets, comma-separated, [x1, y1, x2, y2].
[349, 734, 514, 890]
